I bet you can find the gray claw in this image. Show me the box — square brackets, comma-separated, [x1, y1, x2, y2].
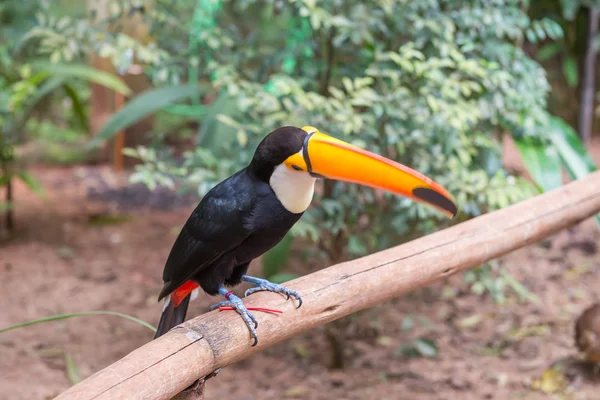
[244, 281, 302, 308]
[209, 300, 230, 311]
[210, 294, 259, 346]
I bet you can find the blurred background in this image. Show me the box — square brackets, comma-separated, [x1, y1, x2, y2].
[1, 0, 600, 398]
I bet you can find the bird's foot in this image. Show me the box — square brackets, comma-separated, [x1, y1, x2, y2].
[210, 288, 258, 346]
[241, 275, 302, 308]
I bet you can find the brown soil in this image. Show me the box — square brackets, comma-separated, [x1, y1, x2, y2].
[1, 138, 600, 399]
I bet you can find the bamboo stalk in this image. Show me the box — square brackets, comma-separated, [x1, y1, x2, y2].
[56, 171, 600, 400]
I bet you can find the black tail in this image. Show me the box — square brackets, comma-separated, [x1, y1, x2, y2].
[154, 294, 191, 339]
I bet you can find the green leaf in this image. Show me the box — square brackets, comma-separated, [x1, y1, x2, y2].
[413, 338, 439, 358]
[500, 270, 541, 305]
[197, 91, 238, 150]
[87, 84, 208, 148]
[27, 76, 66, 107]
[62, 83, 89, 132]
[536, 43, 561, 61]
[16, 171, 44, 197]
[547, 116, 597, 178]
[513, 138, 562, 192]
[401, 316, 414, 331]
[281, 56, 296, 74]
[12, 77, 67, 134]
[64, 353, 81, 385]
[562, 57, 578, 87]
[547, 116, 599, 226]
[236, 129, 248, 147]
[348, 235, 367, 256]
[457, 314, 482, 328]
[0, 311, 156, 334]
[32, 62, 131, 95]
[262, 232, 294, 279]
[164, 104, 206, 117]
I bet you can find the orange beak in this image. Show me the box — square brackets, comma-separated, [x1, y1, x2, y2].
[301, 126, 457, 218]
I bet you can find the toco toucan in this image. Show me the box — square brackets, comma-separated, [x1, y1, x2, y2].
[154, 126, 457, 345]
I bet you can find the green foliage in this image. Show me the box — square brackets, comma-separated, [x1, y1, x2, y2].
[17, 3, 169, 73]
[64, 353, 81, 385]
[1, 309, 154, 386]
[105, 0, 580, 267]
[547, 116, 597, 178]
[514, 137, 563, 192]
[261, 233, 296, 281]
[514, 115, 599, 226]
[25, 1, 595, 274]
[25, 118, 92, 164]
[530, 0, 600, 93]
[32, 62, 131, 95]
[0, 311, 156, 334]
[208, 0, 553, 260]
[0, 61, 131, 223]
[87, 83, 209, 148]
[396, 337, 439, 359]
[548, 117, 600, 226]
[0, 1, 133, 231]
[559, 0, 600, 20]
[464, 261, 541, 305]
[3, 62, 129, 139]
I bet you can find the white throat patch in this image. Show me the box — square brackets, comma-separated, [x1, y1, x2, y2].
[270, 163, 316, 214]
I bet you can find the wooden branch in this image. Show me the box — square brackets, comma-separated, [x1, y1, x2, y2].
[57, 171, 600, 400]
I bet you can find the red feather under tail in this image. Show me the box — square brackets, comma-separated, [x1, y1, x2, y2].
[154, 280, 200, 339]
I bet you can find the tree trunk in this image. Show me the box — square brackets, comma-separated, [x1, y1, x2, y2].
[87, 0, 114, 164]
[578, 7, 598, 144]
[4, 176, 13, 233]
[86, 0, 154, 168]
[6, 178, 15, 233]
[121, 69, 154, 168]
[0, 153, 14, 235]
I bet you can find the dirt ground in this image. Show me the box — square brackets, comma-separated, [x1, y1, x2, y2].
[1, 138, 600, 400]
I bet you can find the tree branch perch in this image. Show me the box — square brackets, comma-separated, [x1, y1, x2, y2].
[57, 171, 600, 400]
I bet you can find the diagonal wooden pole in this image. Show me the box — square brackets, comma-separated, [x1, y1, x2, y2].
[56, 171, 600, 400]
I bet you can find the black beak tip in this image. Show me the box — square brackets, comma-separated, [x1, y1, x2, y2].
[412, 187, 458, 218]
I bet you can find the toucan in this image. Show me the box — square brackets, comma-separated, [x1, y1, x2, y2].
[154, 125, 457, 345]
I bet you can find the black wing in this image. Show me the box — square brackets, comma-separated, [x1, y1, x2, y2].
[158, 171, 255, 300]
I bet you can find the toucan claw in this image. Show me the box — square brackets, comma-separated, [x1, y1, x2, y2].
[241, 275, 303, 309]
[211, 290, 259, 346]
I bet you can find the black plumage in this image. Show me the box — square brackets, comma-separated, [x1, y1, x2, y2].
[158, 126, 306, 299]
[158, 167, 303, 299]
[154, 127, 308, 339]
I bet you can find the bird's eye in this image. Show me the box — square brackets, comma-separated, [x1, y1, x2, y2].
[292, 165, 303, 171]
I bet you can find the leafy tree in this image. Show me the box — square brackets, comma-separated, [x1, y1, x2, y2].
[529, 0, 600, 138]
[30, 0, 593, 304]
[120, 0, 555, 263]
[0, 2, 131, 235]
[98, 2, 573, 369]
